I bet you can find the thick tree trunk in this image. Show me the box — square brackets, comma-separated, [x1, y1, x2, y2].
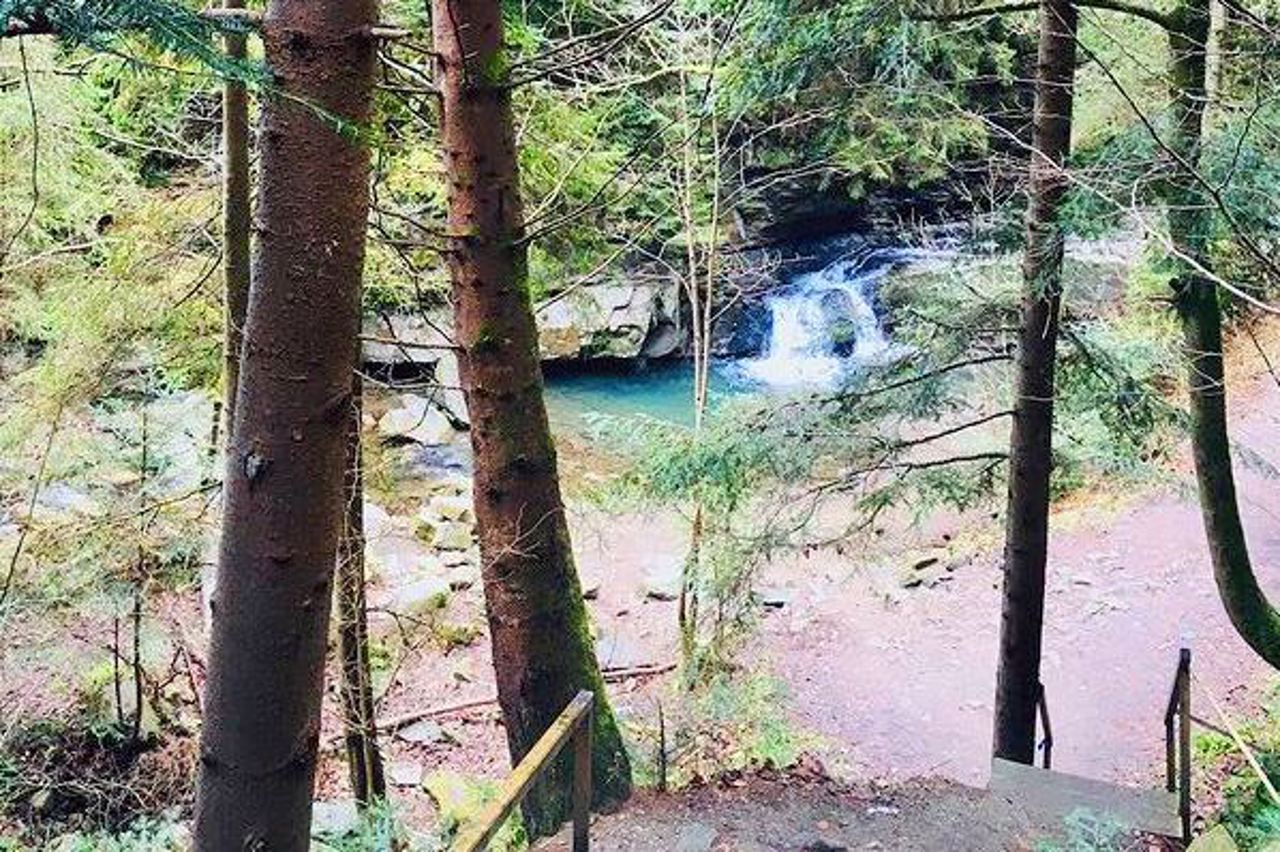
[992, 0, 1078, 764]
[1164, 0, 1280, 668]
[431, 0, 632, 837]
[194, 2, 379, 848]
[337, 377, 387, 806]
[221, 0, 251, 441]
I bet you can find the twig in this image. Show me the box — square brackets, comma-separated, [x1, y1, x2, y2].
[0, 38, 39, 271]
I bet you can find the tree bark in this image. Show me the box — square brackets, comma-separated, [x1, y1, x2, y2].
[1163, 0, 1280, 668]
[992, 0, 1078, 764]
[337, 377, 387, 806]
[431, 0, 632, 837]
[221, 0, 251, 442]
[194, 1, 379, 848]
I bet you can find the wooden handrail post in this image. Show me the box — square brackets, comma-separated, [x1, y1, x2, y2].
[572, 703, 593, 852]
[1179, 648, 1192, 843]
[453, 691, 595, 851]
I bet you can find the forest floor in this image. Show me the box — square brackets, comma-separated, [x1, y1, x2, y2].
[429, 318, 1280, 848]
[3, 323, 1278, 847]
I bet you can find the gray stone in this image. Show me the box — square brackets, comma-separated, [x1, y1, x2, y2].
[642, 563, 682, 602]
[434, 520, 474, 551]
[535, 280, 681, 361]
[758, 587, 793, 609]
[397, 719, 457, 746]
[431, 352, 469, 427]
[387, 760, 425, 787]
[446, 563, 479, 592]
[441, 547, 478, 568]
[361, 313, 450, 366]
[391, 577, 451, 614]
[378, 395, 457, 446]
[426, 493, 473, 523]
[311, 800, 360, 838]
[674, 821, 718, 852]
[34, 482, 100, 519]
[595, 630, 648, 670]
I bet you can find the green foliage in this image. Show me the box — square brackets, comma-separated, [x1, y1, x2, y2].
[1, 0, 263, 85]
[660, 674, 811, 787]
[1198, 684, 1280, 850]
[20, 817, 189, 851]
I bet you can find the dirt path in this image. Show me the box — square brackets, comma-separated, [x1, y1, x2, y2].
[757, 335, 1280, 789]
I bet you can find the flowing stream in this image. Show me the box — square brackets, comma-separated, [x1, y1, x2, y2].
[544, 239, 941, 425]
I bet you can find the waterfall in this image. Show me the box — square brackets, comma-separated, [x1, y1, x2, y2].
[740, 246, 904, 390]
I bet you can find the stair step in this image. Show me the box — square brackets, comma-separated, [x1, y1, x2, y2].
[989, 758, 1181, 838]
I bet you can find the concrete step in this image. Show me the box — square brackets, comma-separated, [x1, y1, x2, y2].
[988, 758, 1181, 838]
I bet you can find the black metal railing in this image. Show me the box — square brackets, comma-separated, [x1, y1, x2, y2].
[1164, 648, 1192, 843]
[454, 691, 594, 852]
[1037, 681, 1053, 769]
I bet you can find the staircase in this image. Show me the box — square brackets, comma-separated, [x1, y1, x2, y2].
[989, 757, 1181, 837]
[986, 649, 1192, 842]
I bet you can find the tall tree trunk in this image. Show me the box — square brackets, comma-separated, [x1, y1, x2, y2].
[1163, 0, 1280, 668]
[992, 0, 1078, 764]
[337, 377, 387, 806]
[431, 0, 632, 837]
[194, 1, 379, 848]
[221, 0, 251, 441]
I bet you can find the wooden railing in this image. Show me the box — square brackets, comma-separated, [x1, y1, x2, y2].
[1037, 681, 1053, 770]
[453, 691, 594, 852]
[1164, 648, 1192, 843]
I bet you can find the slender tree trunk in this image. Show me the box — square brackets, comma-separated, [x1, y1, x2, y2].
[221, 0, 251, 441]
[337, 377, 387, 806]
[1163, 0, 1280, 668]
[194, 2, 379, 848]
[432, 0, 632, 836]
[992, 0, 1078, 764]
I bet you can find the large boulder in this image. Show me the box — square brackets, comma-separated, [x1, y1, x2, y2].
[534, 280, 682, 361]
[362, 313, 451, 367]
[377, 395, 458, 446]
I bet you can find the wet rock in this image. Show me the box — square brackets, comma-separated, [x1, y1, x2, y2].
[536, 281, 681, 361]
[378, 395, 458, 446]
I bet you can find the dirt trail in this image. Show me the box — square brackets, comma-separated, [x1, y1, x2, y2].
[758, 337, 1280, 789]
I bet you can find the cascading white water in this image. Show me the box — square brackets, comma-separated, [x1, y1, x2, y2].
[740, 247, 903, 390]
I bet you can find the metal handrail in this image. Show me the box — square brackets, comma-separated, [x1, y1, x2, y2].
[1163, 648, 1192, 843]
[1037, 682, 1053, 770]
[454, 691, 595, 852]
